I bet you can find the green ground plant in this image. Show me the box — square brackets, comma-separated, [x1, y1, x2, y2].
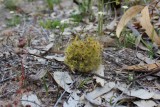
[4, 0, 19, 10]
[42, 76, 49, 96]
[141, 38, 155, 58]
[117, 29, 155, 58]
[116, 30, 136, 48]
[75, 0, 93, 15]
[70, 14, 83, 23]
[39, 19, 68, 30]
[6, 15, 21, 27]
[73, 0, 94, 22]
[46, 0, 61, 10]
[122, 32, 136, 48]
[78, 78, 92, 89]
[65, 37, 102, 73]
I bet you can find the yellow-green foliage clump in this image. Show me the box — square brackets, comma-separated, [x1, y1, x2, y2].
[65, 37, 102, 73]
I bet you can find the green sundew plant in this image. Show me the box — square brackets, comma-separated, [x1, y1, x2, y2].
[122, 33, 136, 48]
[6, 15, 21, 27]
[116, 29, 136, 48]
[65, 37, 102, 73]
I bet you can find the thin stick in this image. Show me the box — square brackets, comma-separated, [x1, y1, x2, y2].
[133, 67, 160, 81]
[27, 52, 71, 71]
[91, 72, 111, 81]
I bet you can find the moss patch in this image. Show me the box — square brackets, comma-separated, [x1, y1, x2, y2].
[65, 37, 102, 73]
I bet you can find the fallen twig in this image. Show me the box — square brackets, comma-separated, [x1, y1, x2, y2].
[133, 67, 160, 81]
[27, 52, 71, 71]
[91, 72, 111, 81]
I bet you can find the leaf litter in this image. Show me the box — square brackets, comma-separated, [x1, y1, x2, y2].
[0, 0, 160, 107]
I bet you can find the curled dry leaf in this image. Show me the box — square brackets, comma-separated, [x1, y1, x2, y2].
[136, 52, 155, 64]
[29, 69, 47, 81]
[117, 85, 160, 100]
[152, 91, 160, 100]
[133, 100, 157, 107]
[44, 43, 54, 51]
[85, 82, 115, 106]
[53, 72, 73, 93]
[116, 5, 144, 38]
[21, 93, 41, 107]
[117, 87, 154, 99]
[93, 64, 105, 87]
[126, 89, 154, 99]
[63, 91, 82, 107]
[140, 6, 160, 46]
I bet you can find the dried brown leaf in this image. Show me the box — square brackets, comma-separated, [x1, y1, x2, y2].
[140, 6, 160, 46]
[123, 63, 160, 71]
[116, 5, 144, 38]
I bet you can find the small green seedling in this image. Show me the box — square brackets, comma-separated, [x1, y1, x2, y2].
[123, 33, 136, 48]
[42, 77, 49, 96]
[141, 38, 155, 58]
[79, 0, 93, 14]
[39, 19, 61, 29]
[39, 19, 68, 30]
[117, 29, 136, 48]
[78, 78, 92, 89]
[128, 73, 134, 82]
[70, 14, 83, 23]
